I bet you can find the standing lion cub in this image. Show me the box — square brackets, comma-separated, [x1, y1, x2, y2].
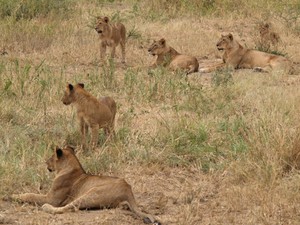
[95, 16, 126, 64]
[62, 83, 116, 149]
[148, 38, 199, 74]
[10, 146, 161, 225]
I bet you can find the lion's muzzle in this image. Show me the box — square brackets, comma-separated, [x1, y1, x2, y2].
[216, 44, 224, 51]
[148, 49, 155, 56]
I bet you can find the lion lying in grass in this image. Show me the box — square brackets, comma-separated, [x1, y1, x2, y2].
[62, 83, 116, 149]
[10, 146, 161, 224]
[95, 16, 126, 64]
[148, 38, 199, 74]
[216, 33, 292, 73]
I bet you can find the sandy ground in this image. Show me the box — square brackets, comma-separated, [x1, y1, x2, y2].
[0, 166, 223, 225]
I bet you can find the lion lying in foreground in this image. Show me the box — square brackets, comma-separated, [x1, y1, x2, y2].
[95, 16, 126, 63]
[200, 33, 292, 73]
[10, 146, 161, 225]
[62, 83, 116, 149]
[148, 38, 199, 74]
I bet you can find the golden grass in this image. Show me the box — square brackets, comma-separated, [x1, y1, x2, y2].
[1, 1, 300, 224]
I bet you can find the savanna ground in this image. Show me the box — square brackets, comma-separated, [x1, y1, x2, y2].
[1, 0, 300, 224]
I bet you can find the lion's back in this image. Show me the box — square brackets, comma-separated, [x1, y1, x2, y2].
[172, 54, 199, 70]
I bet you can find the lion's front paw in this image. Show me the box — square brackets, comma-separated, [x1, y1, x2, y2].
[42, 203, 56, 214]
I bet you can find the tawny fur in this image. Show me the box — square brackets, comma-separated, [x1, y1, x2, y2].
[11, 146, 160, 224]
[214, 33, 292, 73]
[95, 16, 126, 63]
[61, 83, 116, 149]
[258, 23, 281, 50]
[148, 38, 199, 74]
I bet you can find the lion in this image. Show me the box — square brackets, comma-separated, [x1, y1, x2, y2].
[148, 38, 199, 74]
[95, 16, 126, 64]
[61, 83, 116, 149]
[258, 23, 281, 51]
[214, 33, 292, 73]
[10, 146, 161, 225]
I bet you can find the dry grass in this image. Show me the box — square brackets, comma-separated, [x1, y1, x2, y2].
[1, 1, 300, 224]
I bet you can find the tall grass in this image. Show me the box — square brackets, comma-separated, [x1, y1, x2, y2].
[1, 0, 300, 224]
[135, 0, 300, 19]
[0, 0, 74, 20]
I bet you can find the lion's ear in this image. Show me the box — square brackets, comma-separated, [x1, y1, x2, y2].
[68, 83, 74, 91]
[103, 16, 109, 23]
[56, 147, 63, 158]
[159, 38, 166, 46]
[78, 83, 84, 89]
[66, 145, 75, 154]
[228, 33, 233, 40]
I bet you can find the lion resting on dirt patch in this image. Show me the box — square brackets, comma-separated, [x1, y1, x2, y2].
[62, 83, 116, 149]
[95, 16, 126, 63]
[10, 146, 160, 224]
[215, 33, 292, 73]
[148, 38, 199, 74]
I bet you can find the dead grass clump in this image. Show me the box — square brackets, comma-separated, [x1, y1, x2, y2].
[283, 130, 300, 172]
[0, 20, 57, 53]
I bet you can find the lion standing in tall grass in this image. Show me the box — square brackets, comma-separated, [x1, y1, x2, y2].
[95, 16, 126, 64]
[61, 83, 116, 149]
[148, 38, 199, 74]
[10, 146, 161, 225]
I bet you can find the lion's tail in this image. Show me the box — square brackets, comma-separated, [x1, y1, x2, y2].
[125, 198, 161, 225]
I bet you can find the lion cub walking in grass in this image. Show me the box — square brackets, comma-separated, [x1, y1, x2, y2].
[148, 38, 199, 74]
[62, 83, 116, 149]
[95, 16, 126, 64]
[10, 146, 161, 225]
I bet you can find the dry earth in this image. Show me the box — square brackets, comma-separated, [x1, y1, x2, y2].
[2, 164, 300, 224]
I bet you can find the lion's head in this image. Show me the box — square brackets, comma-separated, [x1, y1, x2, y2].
[148, 38, 168, 56]
[46, 146, 81, 173]
[259, 23, 270, 36]
[61, 83, 84, 105]
[95, 16, 110, 37]
[216, 33, 234, 51]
